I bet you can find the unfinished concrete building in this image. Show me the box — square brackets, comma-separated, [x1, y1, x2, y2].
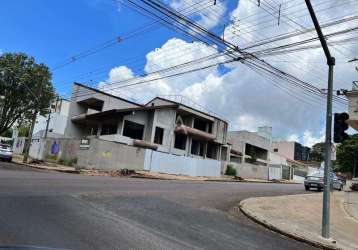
[227, 130, 271, 179]
[64, 83, 229, 164]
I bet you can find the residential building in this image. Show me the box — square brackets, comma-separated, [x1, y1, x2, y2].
[227, 129, 271, 180]
[228, 130, 270, 166]
[271, 141, 310, 161]
[64, 83, 229, 161]
[32, 98, 70, 138]
[346, 89, 358, 131]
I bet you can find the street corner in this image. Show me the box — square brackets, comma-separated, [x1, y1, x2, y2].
[239, 193, 358, 250]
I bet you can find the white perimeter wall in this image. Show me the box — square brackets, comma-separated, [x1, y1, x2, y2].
[144, 150, 221, 177]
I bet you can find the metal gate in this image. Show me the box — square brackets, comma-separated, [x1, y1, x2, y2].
[269, 164, 282, 180]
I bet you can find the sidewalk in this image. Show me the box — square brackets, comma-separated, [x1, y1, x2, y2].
[12, 155, 77, 173]
[240, 192, 358, 250]
[11, 155, 301, 184]
[134, 171, 301, 184]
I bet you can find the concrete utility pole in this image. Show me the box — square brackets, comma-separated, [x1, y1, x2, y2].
[304, 0, 335, 239]
[44, 109, 51, 139]
[23, 110, 37, 163]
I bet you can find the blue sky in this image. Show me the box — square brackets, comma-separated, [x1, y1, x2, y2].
[0, 0, 174, 93]
[1, 0, 356, 145]
[0, 0, 236, 95]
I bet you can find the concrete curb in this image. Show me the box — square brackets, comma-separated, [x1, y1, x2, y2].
[239, 198, 341, 250]
[205, 179, 300, 184]
[13, 161, 79, 174]
[132, 175, 300, 184]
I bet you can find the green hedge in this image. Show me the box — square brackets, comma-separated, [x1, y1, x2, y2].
[225, 164, 237, 176]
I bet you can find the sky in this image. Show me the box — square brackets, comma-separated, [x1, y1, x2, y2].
[1, 0, 357, 146]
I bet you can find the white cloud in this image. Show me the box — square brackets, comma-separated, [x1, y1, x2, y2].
[168, 0, 226, 29]
[99, 0, 358, 142]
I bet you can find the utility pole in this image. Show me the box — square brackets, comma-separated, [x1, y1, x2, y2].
[23, 109, 37, 163]
[304, 0, 335, 239]
[44, 109, 51, 139]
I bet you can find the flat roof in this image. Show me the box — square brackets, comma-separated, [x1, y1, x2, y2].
[74, 82, 142, 107]
[74, 83, 227, 123]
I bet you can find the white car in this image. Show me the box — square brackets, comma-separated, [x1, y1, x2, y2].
[0, 143, 13, 162]
[304, 170, 344, 191]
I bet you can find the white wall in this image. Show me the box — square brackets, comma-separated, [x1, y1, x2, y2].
[271, 141, 295, 160]
[33, 113, 68, 136]
[144, 150, 221, 177]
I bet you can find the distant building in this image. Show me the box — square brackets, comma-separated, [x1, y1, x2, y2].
[228, 130, 270, 166]
[32, 98, 70, 138]
[271, 141, 310, 161]
[345, 89, 358, 131]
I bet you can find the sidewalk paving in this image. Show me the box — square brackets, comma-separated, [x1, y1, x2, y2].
[240, 192, 358, 250]
[12, 155, 77, 173]
[134, 170, 301, 184]
[11, 154, 301, 184]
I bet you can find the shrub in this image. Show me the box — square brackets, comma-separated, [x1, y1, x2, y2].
[46, 154, 58, 162]
[58, 158, 77, 166]
[225, 164, 237, 176]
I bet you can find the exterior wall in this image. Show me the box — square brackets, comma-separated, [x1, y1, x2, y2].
[228, 131, 270, 164]
[146, 98, 174, 107]
[65, 84, 141, 138]
[231, 162, 269, 180]
[213, 119, 228, 144]
[270, 152, 288, 165]
[33, 99, 70, 137]
[33, 112, 68, 136]
[346, 91, 358, 130]
[144, 150, 221, 177]
[76, 138, 146, 170]
[29, 137, 80, 161]
[229, 131, 270, 153]
[74, 84, 140, 111]
[153, 108, 176, 153]
[75, 138, 221, 177]
[272, 141, 295, 160]
[13, 137, 27, 154]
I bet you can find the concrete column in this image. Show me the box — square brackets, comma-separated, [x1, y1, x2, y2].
[97, 123, 102, 136]
[187, 136, 192, 157]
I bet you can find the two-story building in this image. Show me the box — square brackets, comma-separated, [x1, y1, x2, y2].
[64, 83, 228, 161]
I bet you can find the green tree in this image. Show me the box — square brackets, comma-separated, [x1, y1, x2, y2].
[0, 128, 12, 138]
[17, 124, 31, 137]
[310, 142, 325, 162]
[0, 53, 54, 135]
[336, 134, 358, 175]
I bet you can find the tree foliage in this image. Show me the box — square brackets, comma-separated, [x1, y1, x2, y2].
[310, 142, 325, 162]
[336, 134, 358, 173]
[0, 53, 54, 135]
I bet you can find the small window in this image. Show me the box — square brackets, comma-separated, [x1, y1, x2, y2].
[154, 127, 164, 145]
[174, 133, 186, 150]
[274, 148, 278, 152]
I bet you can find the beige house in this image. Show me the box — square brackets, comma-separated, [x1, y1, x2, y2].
[346, 89, 358, 131]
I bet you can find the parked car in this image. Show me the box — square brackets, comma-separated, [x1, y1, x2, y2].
[0, 143, 13, 162]
[304, 170, 344, 191]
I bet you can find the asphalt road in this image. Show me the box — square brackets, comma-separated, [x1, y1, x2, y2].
[0, 161, 316, 250]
